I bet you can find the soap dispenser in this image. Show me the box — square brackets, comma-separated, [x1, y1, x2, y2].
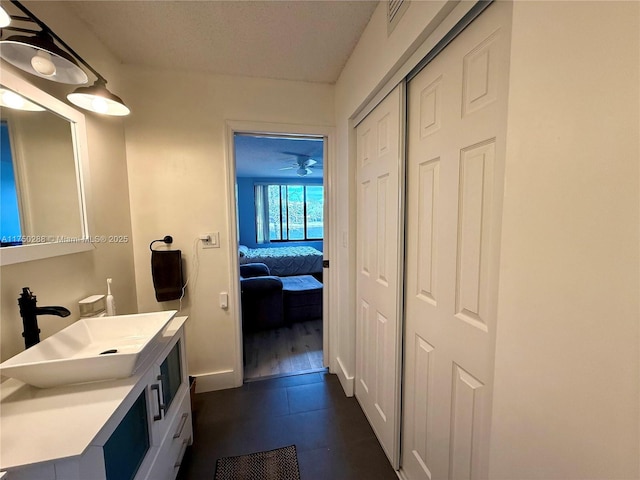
[106, 278, 116, 316]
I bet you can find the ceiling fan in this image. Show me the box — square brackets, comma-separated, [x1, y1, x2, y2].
[278, 152, 321, 177]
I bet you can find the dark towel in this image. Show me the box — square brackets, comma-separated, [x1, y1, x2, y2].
[151, 250, 183, 302]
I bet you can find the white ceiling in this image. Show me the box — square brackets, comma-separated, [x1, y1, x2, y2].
[64, 0, 378, 178]
[67, 0, 379, 84]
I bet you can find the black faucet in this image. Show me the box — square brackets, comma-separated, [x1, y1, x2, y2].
[18, 287, 71, 349]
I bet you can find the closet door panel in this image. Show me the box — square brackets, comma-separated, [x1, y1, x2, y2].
[355, 85, 404, 468]
[401, 3, 512, 479]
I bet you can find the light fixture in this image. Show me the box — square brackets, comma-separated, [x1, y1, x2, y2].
[0, 87, 45, 111]
[0, 1, 130, 116]
[0, 6, 11, 28]
[0, 31, 87, 84]
[67, 79, 130, 116]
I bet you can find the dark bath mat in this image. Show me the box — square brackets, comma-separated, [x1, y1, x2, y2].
[214, 444, 301, 480]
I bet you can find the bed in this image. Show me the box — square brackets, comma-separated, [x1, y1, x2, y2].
[238, 245, 323, 277]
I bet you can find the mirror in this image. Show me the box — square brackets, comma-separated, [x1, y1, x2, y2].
[0, 68, 91, 266]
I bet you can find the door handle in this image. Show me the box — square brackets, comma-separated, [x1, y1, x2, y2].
[150, 383, 165, 421]
[174, 439, 189, 468]
[174, 412, 189, 439]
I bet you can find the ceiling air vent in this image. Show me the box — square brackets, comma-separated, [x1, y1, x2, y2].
[388, 0, 409, 35]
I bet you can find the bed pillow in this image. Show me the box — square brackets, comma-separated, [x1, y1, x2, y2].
[238, 245, 249, 257]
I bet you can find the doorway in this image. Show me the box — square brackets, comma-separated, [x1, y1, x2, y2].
[233, 132, 328, 381]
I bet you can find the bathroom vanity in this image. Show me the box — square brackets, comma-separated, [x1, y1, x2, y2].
[0, 315, 192, 480]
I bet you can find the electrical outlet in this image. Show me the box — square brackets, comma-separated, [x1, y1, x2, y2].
[201, 232, 219, 249]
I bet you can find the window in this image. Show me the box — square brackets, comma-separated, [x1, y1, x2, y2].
[255, 184, 323, 243]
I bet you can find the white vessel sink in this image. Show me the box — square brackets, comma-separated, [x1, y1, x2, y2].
[0, 310, 176, 388]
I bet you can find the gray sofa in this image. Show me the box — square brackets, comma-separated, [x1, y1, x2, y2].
[239, 263, 284, 332]
[239, 263, 323, 332]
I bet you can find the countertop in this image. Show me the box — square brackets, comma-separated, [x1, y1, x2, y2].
[0, 315, 188, 470]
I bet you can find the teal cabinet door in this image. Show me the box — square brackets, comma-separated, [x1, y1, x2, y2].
[104, 390, 150, 480]
[160, 341, 182, 411]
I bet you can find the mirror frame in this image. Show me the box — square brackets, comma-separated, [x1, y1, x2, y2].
[0, 68, 93, 266]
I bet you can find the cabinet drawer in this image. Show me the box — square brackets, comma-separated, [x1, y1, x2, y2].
[143, 388, 192, 480]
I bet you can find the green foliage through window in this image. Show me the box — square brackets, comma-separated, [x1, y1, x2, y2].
[256, 184, 323, 242]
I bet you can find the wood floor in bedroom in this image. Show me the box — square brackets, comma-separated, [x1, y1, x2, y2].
[243, 319, 324, 380]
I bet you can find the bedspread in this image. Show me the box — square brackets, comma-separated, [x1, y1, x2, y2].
[239, 246, 323, 276]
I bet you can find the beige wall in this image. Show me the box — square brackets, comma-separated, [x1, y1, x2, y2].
[490, 2, 639, 478]
[0, 2, 137, 362]
[120, 66, 334, 388]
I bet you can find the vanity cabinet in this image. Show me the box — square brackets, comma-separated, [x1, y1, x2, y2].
[0, 316, 191, 480]
[84, 324, 192, 480]
[143, 335, 192, 480]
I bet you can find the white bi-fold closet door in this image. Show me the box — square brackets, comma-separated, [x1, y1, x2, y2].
[402, 2, 511, 480]
[355, 85, 404, 468]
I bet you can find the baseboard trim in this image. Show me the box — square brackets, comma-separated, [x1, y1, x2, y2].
[335, 356, 354, 397]
[193, 369, 237, 393]
[395, 468, 408, 479]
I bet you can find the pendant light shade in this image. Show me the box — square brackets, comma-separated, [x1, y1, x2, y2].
[0, 1, 131, 116]
[0, 31, 88, 84]
[67, 79, 130, 116]
[0, 6, 11, 28]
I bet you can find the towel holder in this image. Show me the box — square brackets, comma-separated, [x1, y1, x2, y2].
[149, 235, 173, 252]
[149, 235, 183, 302]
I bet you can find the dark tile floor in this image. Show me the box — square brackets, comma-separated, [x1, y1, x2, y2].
[177, 370, 398, 479]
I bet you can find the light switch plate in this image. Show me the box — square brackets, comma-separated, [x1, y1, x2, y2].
[219, 292, 228, 309]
